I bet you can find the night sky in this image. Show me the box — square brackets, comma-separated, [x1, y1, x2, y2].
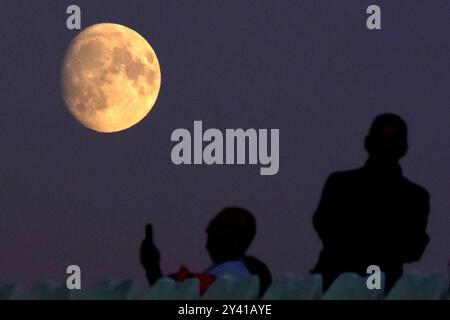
[1, 0, 449, 287]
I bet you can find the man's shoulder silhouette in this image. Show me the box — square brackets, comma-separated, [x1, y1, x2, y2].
[325, 168, 360, 185]
[400, 175, 429, 200]
[325, 165, 428, 199]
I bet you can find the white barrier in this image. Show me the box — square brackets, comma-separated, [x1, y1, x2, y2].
[202, 275, 259, 300]
[143, 277, 200, 300]
[387, 273, 448, 300]
[1, 272, 448, 300]
[263, 274, 322, 300]
[322, 273, 384, 300]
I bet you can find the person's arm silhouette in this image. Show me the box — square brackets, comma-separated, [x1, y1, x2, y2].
[313, 173, 344, 246]
[401, 188, 430, 263]
[140, 224, 162, 285]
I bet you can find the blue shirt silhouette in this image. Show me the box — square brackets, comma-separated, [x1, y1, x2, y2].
[204, 257, 251, 278]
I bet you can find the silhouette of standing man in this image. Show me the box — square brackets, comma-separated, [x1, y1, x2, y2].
[312, 114, 430, 291]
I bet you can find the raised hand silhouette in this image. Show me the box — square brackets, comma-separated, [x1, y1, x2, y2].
[139, 208, 272, 296]
[140, 224, 162, 285]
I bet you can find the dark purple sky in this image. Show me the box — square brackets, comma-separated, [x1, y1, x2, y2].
[1, 0, 449, 286]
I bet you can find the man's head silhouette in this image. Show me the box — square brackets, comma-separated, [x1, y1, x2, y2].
[364, 113, 408, 163]
[206, 207, 256, 263]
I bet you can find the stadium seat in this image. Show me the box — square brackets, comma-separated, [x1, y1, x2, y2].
[322, 273, 384, 300]
[4, 273, 448, 300]
[70, 279, 135, 300]
[202, 275, 259, 300]
[387, 273, 447, 300]
[263, 273, 322, 300]
[21, 281, 71, 300]
[0, 283, 16, 300]
[143, 277, 200, 300]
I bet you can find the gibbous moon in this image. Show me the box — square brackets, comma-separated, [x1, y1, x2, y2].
[61, 23, 161, 133]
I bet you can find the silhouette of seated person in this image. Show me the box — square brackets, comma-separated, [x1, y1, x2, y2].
[140, 207, 272, 297]
[311, 113, 430, 292]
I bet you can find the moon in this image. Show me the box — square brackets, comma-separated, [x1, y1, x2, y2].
[61, 23, 161, 133]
